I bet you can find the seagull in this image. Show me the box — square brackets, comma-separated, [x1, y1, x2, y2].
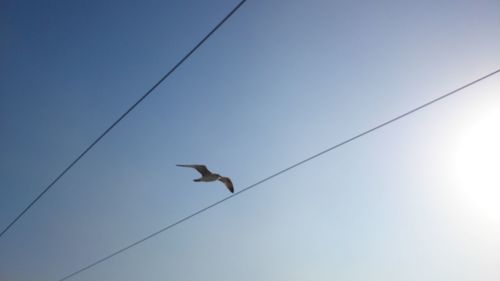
[176, 164, 234, 193]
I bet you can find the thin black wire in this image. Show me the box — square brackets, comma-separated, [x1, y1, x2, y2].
[57, 68, 500, 281]
[0, 0, 247, 239]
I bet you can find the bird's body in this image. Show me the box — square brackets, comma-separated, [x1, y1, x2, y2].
[194, 173, 221, 182]
[177, 164, 234, 193]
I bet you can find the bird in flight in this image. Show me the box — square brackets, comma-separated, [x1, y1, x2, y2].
[176, 164, 234, 193]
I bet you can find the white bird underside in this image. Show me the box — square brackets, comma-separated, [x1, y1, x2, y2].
[176, 164, 234, 193]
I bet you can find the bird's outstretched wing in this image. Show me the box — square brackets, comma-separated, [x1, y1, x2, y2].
[176, 164, 212, 176]
[218, 177, 234, 193]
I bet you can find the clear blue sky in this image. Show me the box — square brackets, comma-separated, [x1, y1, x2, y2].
[1, 0, 499, 280]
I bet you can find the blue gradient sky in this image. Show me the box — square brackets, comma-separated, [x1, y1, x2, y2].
[1, 0, 499, 280]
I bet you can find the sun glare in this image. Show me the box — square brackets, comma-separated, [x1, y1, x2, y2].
[454, 110, 500, 221]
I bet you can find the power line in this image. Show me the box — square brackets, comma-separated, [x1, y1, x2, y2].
[0, 0, 247, 239]
[56, 68, 500, 281]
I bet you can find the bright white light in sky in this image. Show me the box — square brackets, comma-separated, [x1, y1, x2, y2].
[453, 109, 500, 221]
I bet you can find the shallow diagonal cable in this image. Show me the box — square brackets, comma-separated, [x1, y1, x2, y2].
[57, 68, 500, 281]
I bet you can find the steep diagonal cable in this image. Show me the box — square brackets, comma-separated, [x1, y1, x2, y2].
[0, 0, 247, 239]
[56, 68, 500, 281]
